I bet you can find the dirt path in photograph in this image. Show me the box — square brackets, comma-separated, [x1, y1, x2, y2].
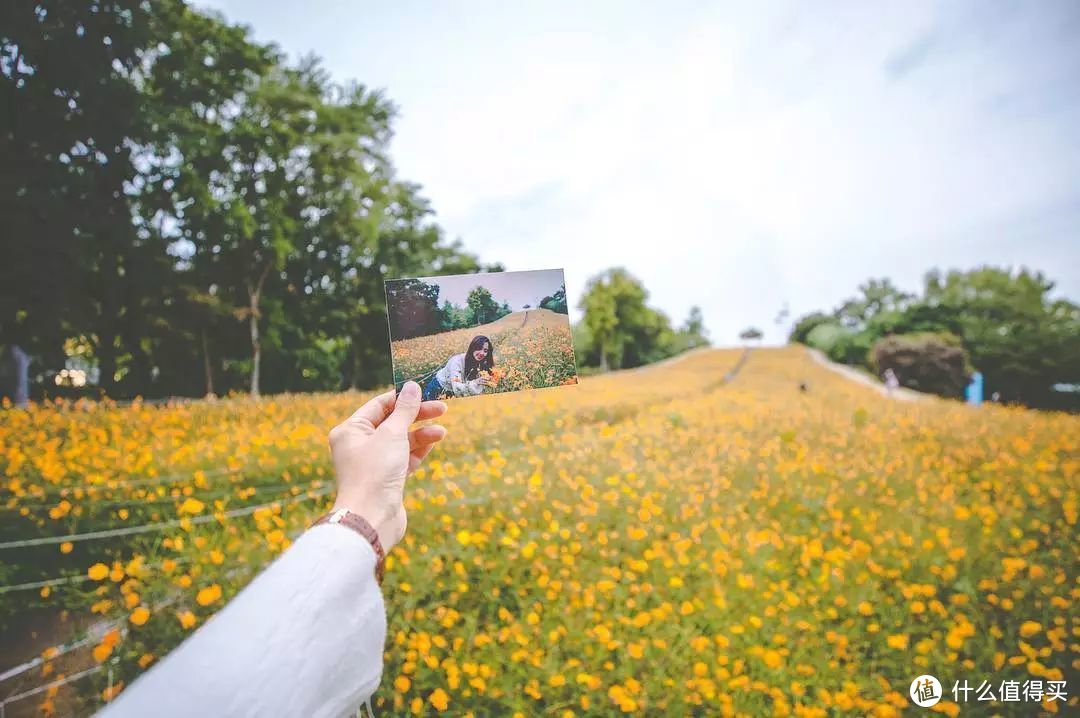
[805, 347, 925, 402]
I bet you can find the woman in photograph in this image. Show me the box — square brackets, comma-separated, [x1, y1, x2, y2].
[422, 335, 496, 400]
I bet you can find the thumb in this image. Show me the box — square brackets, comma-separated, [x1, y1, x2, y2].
[383, 380, 422, 433]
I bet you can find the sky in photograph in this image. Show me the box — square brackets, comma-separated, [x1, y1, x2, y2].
[394, 268, 565, 311]
[199, 0, 1080, 345]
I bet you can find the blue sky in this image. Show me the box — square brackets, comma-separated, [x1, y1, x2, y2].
[199, 0, 1080, 344]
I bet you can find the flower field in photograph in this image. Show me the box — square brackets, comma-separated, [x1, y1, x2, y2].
[1, 346, 1077, 716]
[390, 308, 579, 393]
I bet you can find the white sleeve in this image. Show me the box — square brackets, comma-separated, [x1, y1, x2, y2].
[446, 355, 470, 396]
[96, 524, 386, 718]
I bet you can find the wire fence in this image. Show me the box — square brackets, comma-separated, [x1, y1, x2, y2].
[0, 487, 334, 551]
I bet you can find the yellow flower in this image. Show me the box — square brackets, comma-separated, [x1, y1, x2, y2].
[179, 497, 205, 515]
[129, 607, 151, 626]
[762, 649, 783, 669]
[177, 610, 197, 629]
[886, 634, 909, 650]
[394, 675, 411, 692]
[92, 642, 114, 663]
[196, 584, 223, 606]
[102, 682, 125, 702]
[60, 541, 73, 554]
[1019, 621, 1041, 638]
[87, 563, 109, 581]
[429, 687, 449, 711]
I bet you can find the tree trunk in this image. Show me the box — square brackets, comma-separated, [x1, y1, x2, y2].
[351, 345, 362, 390]
[99, 332, 117, 398]
[249, 290, 261, 398]
[11, 345, 30, 405]
[599, 338, 609, 372]
[202, 329, 215, 397]
[248, 261, 273, 398]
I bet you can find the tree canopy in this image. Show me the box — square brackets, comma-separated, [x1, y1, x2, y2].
[791, 267, 1079, 408]
[2, 0, 500, 400]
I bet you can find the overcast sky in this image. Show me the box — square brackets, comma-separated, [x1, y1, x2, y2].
[391, 268, 565, 311]
[199, 0, 1080, 345]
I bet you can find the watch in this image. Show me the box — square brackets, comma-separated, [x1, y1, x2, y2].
[313, 508, 386, 586]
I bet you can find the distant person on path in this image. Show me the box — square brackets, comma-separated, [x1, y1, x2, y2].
[421, 334, 496, 400]
[96, 380, 448, 718]
[883, 367, 900, 396]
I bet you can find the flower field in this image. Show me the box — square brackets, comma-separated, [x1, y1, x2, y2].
[390, 308, 579, 394]
[1, 346, 1077, 716]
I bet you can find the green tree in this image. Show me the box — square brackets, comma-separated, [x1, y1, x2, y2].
[921, 267, 1080, 405]
[1, 0, 156, 396]
[834, 278, 914, 329]
[466, 286, 500, 326]
[539, 283, 568, 314]
[385, 279, 441, 339]
[578, 268, 675, 371]
[789, 312, 834, 344]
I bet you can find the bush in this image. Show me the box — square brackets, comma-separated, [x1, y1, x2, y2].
[828, 330, 875, 367]
[870, 332, 971, 397]
[804, 323, 848, 354]
[789, 312, 833, 344]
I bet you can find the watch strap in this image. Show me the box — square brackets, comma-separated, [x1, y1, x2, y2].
[313, 508, 385, 585]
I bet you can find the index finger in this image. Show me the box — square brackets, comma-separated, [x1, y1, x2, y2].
[348, 391, 448, 429]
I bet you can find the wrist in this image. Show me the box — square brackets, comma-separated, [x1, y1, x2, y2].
[315, 507, 387, 586]
[331, 498, 391, 549]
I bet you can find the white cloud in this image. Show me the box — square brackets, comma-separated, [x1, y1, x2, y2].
[200, 0, 1080, 344]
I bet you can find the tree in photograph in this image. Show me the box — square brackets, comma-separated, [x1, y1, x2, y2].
[385, 279, 442, 340]
[466, 286, 500, 326]
[539, 283, 568, 314]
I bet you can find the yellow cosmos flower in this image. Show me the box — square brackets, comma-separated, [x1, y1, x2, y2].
[196, 584, 223, 606]
[429, 688, 449, 711]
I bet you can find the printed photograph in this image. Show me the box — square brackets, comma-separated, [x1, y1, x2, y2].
[384, 268, 579, 399]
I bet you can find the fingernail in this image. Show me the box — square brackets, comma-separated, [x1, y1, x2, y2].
[403, 381, 420, 398]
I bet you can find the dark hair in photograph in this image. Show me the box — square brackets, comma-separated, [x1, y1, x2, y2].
[463, 335, 495, 380]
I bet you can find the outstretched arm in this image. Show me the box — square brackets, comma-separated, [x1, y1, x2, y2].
[97, 524, 386, 718]
[96, 382, 449, 718]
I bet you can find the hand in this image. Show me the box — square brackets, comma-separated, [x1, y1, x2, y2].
[328, 381, 448, 552]
[478, 376, 493, 387]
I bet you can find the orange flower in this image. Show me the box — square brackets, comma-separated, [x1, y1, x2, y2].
[196, 584, 223, 607]
[429, 688, 449, 711]
[129, 607, 150, 626]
